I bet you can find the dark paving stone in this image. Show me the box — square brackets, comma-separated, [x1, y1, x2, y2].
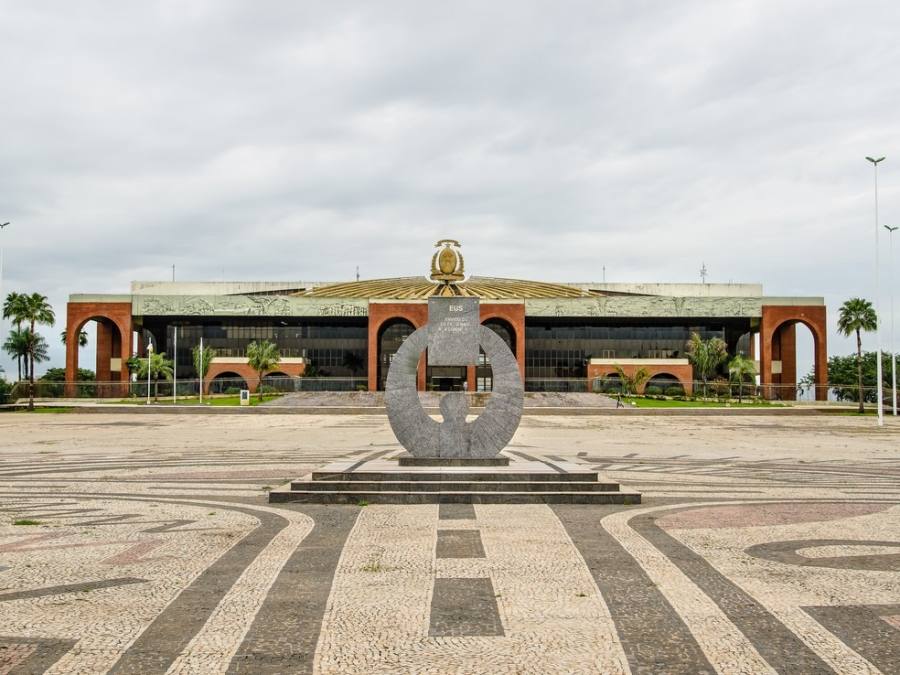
[803, 603, 900, 674]
[109, 502, 289, 675]
[0, 635, 77, 673]
[0, 577, 145, 603]
[553, 504, 715, 675]
[428, 578, 504, 637]
[436, 530, 485, 558]
[632, 508, 836, 674]
[439, 503, 475, 520]
[746, 539, 900, 572]
[226, 505, 360, 675]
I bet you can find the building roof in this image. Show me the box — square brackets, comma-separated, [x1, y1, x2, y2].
[301, 276, 598, 300]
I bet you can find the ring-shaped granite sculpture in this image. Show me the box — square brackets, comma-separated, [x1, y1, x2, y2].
[385, 326, 524, 459]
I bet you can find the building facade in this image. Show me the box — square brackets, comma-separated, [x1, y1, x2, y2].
[64, 243, 828, 399]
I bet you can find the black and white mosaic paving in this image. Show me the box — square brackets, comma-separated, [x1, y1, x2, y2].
[0, 412, 899, 674]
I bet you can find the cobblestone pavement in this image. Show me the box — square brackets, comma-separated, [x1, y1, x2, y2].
[0, 413, 898, 674]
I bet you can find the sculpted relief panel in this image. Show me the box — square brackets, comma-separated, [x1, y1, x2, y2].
[133, 295, 369, 317]
[524, 296, 763, 318]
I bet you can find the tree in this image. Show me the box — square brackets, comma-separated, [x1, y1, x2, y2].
[40, 367, 95, 397]
[60, 328, 88, 347]
[246, 340, 280, 400]
[685, 332, 728, 397]
[137, 352, 174, 401]
[804, 351, 892, 403]
[3, 329, 30, 380]
[192, 343, 215, 388]
[6, 294, 55, 410]
[613, 365, 650, 395]
[2, 292, 27, 381]
[728, 353, 757, 403]
[837, 298, 878, 413]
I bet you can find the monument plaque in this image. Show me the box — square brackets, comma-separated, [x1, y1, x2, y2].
[427, 297, 480, 366]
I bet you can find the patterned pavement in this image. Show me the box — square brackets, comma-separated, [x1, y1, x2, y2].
[0, 413, 899, 674]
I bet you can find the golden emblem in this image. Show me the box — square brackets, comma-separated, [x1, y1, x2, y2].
[430, 239, 465, 282]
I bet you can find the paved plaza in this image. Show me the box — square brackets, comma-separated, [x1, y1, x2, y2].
[0, 412, 899, 674]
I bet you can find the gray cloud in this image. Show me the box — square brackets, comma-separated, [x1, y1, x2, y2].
[2, 0, 899, 379]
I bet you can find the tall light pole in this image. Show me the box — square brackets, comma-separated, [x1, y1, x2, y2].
[866, 156, 885, 426]
[0, 223, 8, 381]
[146, 339, 153, 405]
[886, 224, 898, 416]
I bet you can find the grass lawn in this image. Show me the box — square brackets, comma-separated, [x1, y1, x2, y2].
[99, 394, 283, 407]
[622, 397, 782, 408]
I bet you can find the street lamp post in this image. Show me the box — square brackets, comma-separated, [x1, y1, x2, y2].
[0, 223, 8, 374]
[886, 224, 899, 416]
[146, 340, 153, 405]
[866, 156, 886, 426]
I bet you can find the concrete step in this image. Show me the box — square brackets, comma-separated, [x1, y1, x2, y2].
[310, 470, 600, 483]
[268, 490, 642, 505]
[291, 480, 621, 492]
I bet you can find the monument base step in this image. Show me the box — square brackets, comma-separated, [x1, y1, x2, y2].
[397, 455, 510, 467]
[270, 452, 641, 505]
[268, 490, 641, 504]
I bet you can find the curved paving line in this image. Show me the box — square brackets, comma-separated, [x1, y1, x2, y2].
[226, 505, 360, 674]
[0, 492, 289, 674]
[0, 492, 360, 675]
[630, 504, 837, 674]
[551, 504, 716, 674]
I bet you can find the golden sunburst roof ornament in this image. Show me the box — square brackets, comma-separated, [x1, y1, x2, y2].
[430, 239, 465, 283]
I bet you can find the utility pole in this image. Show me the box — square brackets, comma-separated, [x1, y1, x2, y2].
[886, 224, 898, 416]
[172, 264, 176, 282]
[0, 222, 8, 380]
[866, 156, 886, 426]
[356, 265, 360, 282]
[700, 263, 708, 284]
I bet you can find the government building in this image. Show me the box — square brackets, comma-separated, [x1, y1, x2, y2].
[64, 241, 828, 400]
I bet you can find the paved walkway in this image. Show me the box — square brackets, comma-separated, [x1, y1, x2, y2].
[0, 414, 898, 673]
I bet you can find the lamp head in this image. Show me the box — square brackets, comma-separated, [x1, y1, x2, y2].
[866, 156, 886, 164]
[0, 222, 9, 228]
[885, 225, 899, 233]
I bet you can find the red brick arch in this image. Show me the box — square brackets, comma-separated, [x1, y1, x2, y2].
[65, 301, 133, 396]
[759, 305, 828, 401]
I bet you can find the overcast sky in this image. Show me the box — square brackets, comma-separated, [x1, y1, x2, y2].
[2, 0, 899, 379]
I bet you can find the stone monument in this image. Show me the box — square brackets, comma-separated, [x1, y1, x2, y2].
[385, 296, 523, 461]
[269, 240, 639, 504]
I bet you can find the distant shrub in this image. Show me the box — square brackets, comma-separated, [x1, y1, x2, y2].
[224, 387, 241, 395]
[665, 385, 685, 396]
[644, 385, 662, 396]
[0, 379, 11, 404]
[259, 385, 278, 394]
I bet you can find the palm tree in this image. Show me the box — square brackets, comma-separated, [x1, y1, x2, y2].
[192, 343, 215, 395]
[60, 328, 89, 347]
[686, 332, 728, 397]
[3, 329, 30, 381]
[728, 353, 757, 403]
[837, 298, 878, 413]
[137, 352, 174, 402]
[613, 365, 650, 395]
[2, 292, 27, 381]
[246, 340, 280, 401]
[13, 294, 56, 410]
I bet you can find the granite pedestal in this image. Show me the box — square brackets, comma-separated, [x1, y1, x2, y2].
[269, 452, 641, 504]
